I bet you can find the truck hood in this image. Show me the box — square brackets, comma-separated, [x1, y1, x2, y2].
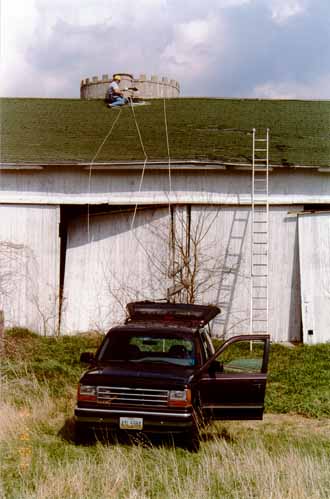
[81, 361, 193, 389]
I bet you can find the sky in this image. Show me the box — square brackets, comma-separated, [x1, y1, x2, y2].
[1, 0, 330, 99]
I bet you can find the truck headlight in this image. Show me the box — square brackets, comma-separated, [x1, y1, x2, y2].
[78, 384, 97, 402]
[168, 389, 191, 407]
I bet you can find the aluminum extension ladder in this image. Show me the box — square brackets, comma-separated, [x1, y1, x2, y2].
[250, 128, 269, 335]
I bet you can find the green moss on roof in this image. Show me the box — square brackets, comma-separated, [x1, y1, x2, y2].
[1, 97, 330, 166]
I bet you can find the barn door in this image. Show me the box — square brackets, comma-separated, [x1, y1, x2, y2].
[298, 212, 330, 344]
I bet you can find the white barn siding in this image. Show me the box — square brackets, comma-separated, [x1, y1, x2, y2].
[1, 164, 328, 342]
[189, 206, 302, 342]
[61, 207, 171, 333]
[269, 207, 302, 342]
[61, 204, 302, 341]
[1, 168, 330, 205]
[0, 204, 60, 334]
[189, 206, 251, 337]
[298, 213, 330, 344]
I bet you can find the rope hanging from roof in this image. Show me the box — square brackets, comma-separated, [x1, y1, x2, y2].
[163, 97, 172, 216]
[163, 97, 174, 297]
[129, 97, 149, 231]
[85, 98, 174, 302]
[87, 108, 123, 242]
[128, 96, 175, 302]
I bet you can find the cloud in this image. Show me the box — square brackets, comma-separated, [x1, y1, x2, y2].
[0, 0, 39, 96]
[160, 16, 225, 82]
[253, 74, 330, 99]
[269, 0, 307, 25]
[1, 0, 329, 99]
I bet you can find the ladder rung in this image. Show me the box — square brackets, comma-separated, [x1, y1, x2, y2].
[253, 221, 267, 224]
[255, 139, 267, 142]
[255, 148, 267, 151]
[253, 285, 267, 288]
[253, 231, 267, 234]
[253, 242, 267, 245]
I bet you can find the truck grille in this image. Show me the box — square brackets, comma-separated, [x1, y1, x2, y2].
[97, 386, 169, 407]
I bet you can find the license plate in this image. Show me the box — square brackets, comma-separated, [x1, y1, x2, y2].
[119, 417, 143, 430]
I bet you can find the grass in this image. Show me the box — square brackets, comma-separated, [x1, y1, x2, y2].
[1, 328, 330, 498]
[1, 98, 330, 166]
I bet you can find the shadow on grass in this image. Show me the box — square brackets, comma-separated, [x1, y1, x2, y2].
[59, 417, 189, 449]
[200, 427, 235, 444]
[59, 417, 234, 452]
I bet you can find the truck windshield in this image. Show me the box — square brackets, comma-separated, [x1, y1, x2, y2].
[98, 332, 195, 367]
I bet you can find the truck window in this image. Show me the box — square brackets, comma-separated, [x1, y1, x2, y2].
[216, 339, 266, 374]
[98, 332, 196, 367]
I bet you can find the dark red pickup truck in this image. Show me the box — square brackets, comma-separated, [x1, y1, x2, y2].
[75, 302, 270, 448]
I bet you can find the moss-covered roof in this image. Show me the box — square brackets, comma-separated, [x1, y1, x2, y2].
[1, 97, 329, 167]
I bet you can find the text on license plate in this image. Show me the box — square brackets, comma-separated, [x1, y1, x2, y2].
[119, 417, 143, 430]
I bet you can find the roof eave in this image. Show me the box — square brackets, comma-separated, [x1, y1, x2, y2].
[0, 160, 328, 171]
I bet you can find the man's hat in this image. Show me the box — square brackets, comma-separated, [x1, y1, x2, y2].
[113, 74, 121, 81]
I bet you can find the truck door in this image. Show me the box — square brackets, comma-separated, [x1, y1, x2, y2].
[195, 335, 270, 420]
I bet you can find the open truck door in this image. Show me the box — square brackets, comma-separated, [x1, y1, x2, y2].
[193, 335, 270, 420]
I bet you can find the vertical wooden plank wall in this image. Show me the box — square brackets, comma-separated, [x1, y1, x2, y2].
[61, 207, 171, 333]
[0, 205, 61, 334]
[190, 205, 302, 342]
[298, 213, 330, 344]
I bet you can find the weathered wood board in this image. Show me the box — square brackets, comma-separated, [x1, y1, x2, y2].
[0, 205, 60, 334]
[298, 213, 330, 344]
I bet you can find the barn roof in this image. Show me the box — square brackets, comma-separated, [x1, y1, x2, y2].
[1, 97, 329, 168]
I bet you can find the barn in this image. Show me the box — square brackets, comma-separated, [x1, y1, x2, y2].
[1, 96, 330, 343]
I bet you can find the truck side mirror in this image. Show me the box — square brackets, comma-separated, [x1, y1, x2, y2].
[208, 360, 223, 375]
[80, 352, 95, 364]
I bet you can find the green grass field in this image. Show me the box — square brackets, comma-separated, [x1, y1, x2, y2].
[1, 329, 330, 498]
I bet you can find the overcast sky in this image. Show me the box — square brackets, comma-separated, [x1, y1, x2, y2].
[1, 0, 330, 99]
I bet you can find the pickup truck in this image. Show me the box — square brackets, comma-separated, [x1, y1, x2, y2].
[75, 302, 270, 448]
